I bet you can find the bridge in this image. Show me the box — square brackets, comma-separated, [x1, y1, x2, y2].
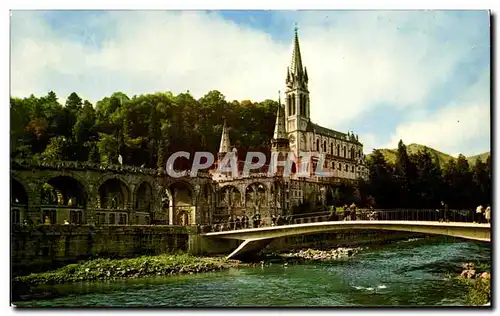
[202, 220, 491, 260]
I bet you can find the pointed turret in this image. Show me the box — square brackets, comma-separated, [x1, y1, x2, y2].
[273, 92, 287, 140]
[219, 120, 231, 153]
[271, 91, 290, 152]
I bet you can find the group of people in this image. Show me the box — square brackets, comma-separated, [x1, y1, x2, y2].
[475, 205, 491, 224]
[342, 203, 358, 221]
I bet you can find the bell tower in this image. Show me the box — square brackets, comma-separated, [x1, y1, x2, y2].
[285, 25, 310, 156]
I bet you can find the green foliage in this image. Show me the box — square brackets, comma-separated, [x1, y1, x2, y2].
[368, 143, 490, 167]
[11, 90, 278, 169]
[13, 254, 241, 286]
[365, 140, 491, 208]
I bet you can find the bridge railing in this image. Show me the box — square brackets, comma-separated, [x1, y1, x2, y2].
[198, 208, 485, 233]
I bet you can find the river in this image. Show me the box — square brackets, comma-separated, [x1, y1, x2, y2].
[13, 236, 491, 307]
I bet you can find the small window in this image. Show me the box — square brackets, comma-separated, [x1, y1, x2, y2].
[351, 166, 355, 172]
[338, 163, 342, 170]
[12, 209, 20, 224]
[316, 139, 320, 151]
[109, 213, 116, 225]
[43, 210, 56, 224]
[345, 165, 348, 171]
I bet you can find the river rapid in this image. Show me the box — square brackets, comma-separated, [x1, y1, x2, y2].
[13, 236, 491, 307]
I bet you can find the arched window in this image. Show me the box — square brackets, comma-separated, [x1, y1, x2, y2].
[301, 94, 307, 116]
[316, 139, 320, 151]
[287, 95, 292, 116]
[297, 95, 301, 116]
[336, 145, 340, 156]
[338, 163, 341, 170]
[343, 146, 347, 158]
[330, 143, 333, 155]
[351, 166, 355, 172]
[345, 164, 348, 172]
[323, 141, 327, 152]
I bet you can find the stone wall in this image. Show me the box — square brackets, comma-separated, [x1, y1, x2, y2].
[263, 230, 426, 253]
[11, 224, 197, 276]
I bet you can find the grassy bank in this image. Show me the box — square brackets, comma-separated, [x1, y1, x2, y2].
[456, 262, 491, 306]
[13, 254, 243, 287]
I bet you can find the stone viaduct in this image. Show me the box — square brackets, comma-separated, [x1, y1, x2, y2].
[10, 159, 215, 226]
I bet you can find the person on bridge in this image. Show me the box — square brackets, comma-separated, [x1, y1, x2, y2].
[343, 205, 349, 221]
[475, 205, 484, 223]
[271, 215, 277, 227]
[485, 206, 491, 224]
[350, 203, 357, 221]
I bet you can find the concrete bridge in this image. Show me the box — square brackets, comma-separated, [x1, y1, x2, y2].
[201, 220, 491, 260]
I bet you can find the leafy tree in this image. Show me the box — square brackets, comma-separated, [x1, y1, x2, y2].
[367, 150, 395, 207]
[41, 136, 70, 162]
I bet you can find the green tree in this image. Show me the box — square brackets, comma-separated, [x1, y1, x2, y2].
[394, 140, 417, 207]
[367, 150, 395, 208]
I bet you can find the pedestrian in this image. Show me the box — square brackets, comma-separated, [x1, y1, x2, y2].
[64, 219, 70, 225]
[476, 205, 484, 223]
[485, 205, 491, 224]
[343, 204, 350, 221]
[235, 217, 241, 230]
[350, 203, 357, 221]
[271, 214, 277, 227]
[44, 216, 51, 225]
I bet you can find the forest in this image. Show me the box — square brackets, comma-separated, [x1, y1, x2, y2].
[10, 90, 491, 210]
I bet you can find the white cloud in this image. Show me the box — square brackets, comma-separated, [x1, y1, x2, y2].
[10, 11, 490, 156]
[382, 71, 490, 156]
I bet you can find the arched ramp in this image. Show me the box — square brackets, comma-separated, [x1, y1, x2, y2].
[40, 176, 87, 224]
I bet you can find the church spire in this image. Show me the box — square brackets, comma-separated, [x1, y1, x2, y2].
[218, 119, 231, 153]
[286, 24, 308, 88]
[290, 24, 304, 78]
[273, 91, 287, 140]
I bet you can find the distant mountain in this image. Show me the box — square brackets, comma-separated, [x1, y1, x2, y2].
[466, 152, 491, 165]
[367, 143, 490, 167]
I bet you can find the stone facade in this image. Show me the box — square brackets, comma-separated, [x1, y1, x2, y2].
[10, 160, 215, 227]
[11, 224, 196, 275]
[210, 28, 369, 223]
[284, 27, 368, 181]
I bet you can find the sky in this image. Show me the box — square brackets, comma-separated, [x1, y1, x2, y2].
[10, 10, 491, 157]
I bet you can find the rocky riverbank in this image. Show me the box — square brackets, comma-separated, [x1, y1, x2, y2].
[277, 247, 363, 262]
[12, 254, 246, 300]
[456, 262, 491, 306]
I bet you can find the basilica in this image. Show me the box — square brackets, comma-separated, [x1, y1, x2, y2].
[210, 27, 368, 222]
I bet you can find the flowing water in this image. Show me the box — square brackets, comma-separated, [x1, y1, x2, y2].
[13, 236, 491, 307]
